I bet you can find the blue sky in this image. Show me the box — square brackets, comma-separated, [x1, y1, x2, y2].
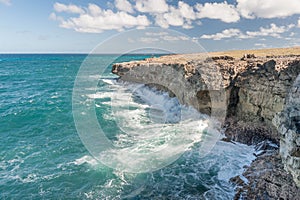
[1, 0, 300, 53]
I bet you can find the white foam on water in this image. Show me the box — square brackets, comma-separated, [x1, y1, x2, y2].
[88, 75, 101, 80]
[202, 141, 256, 199]
[86, 78, 220, 173]
[50, 95, 59, 99]
[21, 173, 39, 183]
[87, 93, 111, 99]
[77, 141, 256, 199]
[0, 157, 44, 184]
[128, 140, 256, 199]
[101, 78, 116, 85]
[79, 77, 257, 198]
[73, 155, 99, 167]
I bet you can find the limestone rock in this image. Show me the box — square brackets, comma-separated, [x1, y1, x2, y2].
[112, 53, 300, 188]
[234, 153, 300, 199]
[273, 74, 300, 187]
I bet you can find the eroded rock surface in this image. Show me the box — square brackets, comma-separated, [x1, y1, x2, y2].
[232, 152, 300, 200]
[112, 55, 300, 141]
[273, 74, 300, 187]
[112, 54, 300, 190]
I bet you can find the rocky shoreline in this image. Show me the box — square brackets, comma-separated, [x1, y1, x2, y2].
[112, 53, 300, 199]
[230, 151, 300, 199]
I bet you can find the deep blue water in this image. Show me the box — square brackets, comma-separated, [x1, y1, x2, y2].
[0, 54, 255, 199]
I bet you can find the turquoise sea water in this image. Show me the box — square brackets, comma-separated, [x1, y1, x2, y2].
[0, 54, 255, 199]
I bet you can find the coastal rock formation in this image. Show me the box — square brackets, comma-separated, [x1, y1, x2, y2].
[231, 152, 300, 199]
[112, 55, 227, 121]
[224, 58, 300, 145]
[273, 74, 300, 186]
[112, 54, 300, 187]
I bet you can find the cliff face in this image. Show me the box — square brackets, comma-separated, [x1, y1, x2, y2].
[235, 59, 299, 123]
[112, 56, 227, 121]
[223, 58, 299, 145]
[273, 74, 300, 186]
[112, 54, 300, 186]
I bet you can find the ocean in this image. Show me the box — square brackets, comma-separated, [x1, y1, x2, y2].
[0, 54, 256, 199]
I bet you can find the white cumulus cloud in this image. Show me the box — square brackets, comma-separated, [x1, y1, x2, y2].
[115, 0, 134, 13]
[153, 1, 196, 29]
[54, 2, 84, 14]
[195, 2, 240, 23]
[201, 23, 295, 40]
[201, 29, 242, 40]
[246, 23, 292, 38]
[52, 3, 150, 33]
[135, 0, 169, 13]
[163, 6, 184, 27]
[178, 1, 196, 20]
[52, 1, 300, 33]
[154, 14, 170, 28]
[237, 0, 300, 18]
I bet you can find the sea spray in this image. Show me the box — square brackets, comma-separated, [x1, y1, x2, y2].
[91, 77, 221, 173]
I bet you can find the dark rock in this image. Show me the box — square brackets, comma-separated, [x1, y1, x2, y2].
[233, 153, 300, 200]
[211, 56, 235, 61]
[241, 54, 256, 60]
[224, 119, 279, 145]
[220, 137, 235, 143]
[230, 175, 245, 186]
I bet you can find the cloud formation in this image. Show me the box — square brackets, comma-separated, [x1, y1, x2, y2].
[237, 0, 300, 18]
[52, 1, 245, 32]
[115, 0, 134, 14]
[135, 0, 169, 13]
[54, 2, 84, 14]
[152, 1, 196, 29]
[201, 23, 295, 40]
[201, 29, 242, 40]
[51, 3, 150, 33]
[51, 1, 300, 34]
[196, 2, 240, 23]
[246, 23, 294, 38]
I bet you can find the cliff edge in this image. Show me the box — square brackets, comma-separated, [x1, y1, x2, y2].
[112, 53, 300, 191]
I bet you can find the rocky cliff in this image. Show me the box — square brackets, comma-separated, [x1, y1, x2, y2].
[112, 54, 300, 188]
[273, 74, 300, 187]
